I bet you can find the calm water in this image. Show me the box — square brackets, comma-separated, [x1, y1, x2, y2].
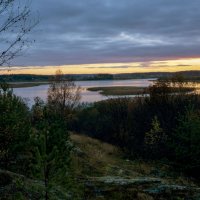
[13, 79, 154, 106]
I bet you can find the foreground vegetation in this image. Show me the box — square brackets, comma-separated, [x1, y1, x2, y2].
[2, 133, 199, 199]
[1, 72, 200, 199]
[71, 133, 200, 200]
[73, 76, 200, 178]
[0, 72, 82, 199]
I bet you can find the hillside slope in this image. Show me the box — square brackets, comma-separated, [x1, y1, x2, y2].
[1, 133, 200, 200]
[71, 133, 200, 200]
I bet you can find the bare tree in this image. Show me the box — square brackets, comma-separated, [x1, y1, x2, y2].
[47, 69, 81, 116]
[0, 0, 38, 66]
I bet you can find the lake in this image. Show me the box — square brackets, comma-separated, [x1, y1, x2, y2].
[13, 79, 154, 106]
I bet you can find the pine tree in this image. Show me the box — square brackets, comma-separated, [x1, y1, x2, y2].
[31, 99, 73, 199]
[173, 107, 200, 175]
[145, 116, 167, 158]
[0, 83, 32, 174]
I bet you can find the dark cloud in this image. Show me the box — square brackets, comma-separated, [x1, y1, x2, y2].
[176, 65, 193, 67]
[8, 0, 200, 66]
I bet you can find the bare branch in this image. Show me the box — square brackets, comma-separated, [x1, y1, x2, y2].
[0, 0, 38, 66]
[47, 70, 81, 116]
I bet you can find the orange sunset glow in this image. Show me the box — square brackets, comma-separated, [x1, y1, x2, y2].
[1, 58, 200, 75]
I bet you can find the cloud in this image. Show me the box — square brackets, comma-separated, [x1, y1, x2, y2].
[139, 62, 153, 68]
[176, 64, 192, 67]
[3, 0, 200, 67]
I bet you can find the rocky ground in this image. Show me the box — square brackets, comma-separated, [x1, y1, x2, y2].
[71, 133, 200, 200]
[1, 133, 200, 199]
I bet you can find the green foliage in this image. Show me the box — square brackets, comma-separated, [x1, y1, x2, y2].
[173, 107, 200, 176]
[145, 116, 164, 145]
[31, 97, 75, 199]
[76, 98, 130, 147]
[0, 84, 32, 175]
[145, 116, 167, 158]
[0, 82, 82, 199]
[74, 75, 200, 177]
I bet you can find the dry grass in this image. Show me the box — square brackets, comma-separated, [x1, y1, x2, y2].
[71, 133, 196, 185]
[137, 193, 154, 200]
[70, 133, 199, 199]
[87, 86, 196, 96]
[87, 86, 146, 96]
[71, 133, 122, 176]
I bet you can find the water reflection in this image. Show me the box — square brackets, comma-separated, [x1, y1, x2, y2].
[13, 79, 154, 107]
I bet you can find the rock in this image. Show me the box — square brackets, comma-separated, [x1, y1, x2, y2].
[72, 147, 86, 157]
[85, 176, 200, 199]
[144, 184, 200, 194]
[88, 176, 162, 186]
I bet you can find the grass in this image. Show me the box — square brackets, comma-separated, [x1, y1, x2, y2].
[87, 86, 146, 96]
[71, 133, 121, 177]
[1, 133, 198, 199]
[87, 86, 196, 96]
[70, 133, 199, 200]
[70, 133, 194, 181]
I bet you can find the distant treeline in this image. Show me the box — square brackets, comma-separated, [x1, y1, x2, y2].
[1, 70, 200, 82]
[115, 71, 200, 80]
[0, 73, 114, 82]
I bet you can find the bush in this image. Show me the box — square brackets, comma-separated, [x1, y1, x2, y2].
[0, 86, 32, 174]
[172, 106, 200, 176]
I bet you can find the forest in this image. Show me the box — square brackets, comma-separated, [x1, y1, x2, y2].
[1, 71, 200, 199]
[1, 0, 200, 199]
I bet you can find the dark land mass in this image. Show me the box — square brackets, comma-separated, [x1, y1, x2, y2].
[87, 86, 195, 96]
[1, 70, 200, 82]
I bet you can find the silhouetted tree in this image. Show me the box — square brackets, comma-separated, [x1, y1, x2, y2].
[47, 69, 81, 117]
[0, 0, 38, 66]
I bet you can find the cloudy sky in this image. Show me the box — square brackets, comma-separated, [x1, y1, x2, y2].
[2, 0, 200, 74]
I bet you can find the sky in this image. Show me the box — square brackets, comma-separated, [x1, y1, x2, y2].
[1, 0, 200, 74]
